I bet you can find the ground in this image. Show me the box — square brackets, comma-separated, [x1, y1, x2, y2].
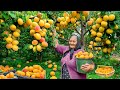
[2, 54, 120, 79]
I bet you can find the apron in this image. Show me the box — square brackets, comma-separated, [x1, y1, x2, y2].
[61, 64, 71, 79]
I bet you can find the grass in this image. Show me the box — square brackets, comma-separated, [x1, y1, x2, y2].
[43, 61, 61, 79]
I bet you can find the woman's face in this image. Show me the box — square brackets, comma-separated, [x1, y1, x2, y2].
[69, 36, 77, 49]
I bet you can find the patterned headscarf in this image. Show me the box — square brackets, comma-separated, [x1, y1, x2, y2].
[63, 33, 81, 59]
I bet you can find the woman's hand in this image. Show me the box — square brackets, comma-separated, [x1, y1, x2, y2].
[80, 63, 94, 72]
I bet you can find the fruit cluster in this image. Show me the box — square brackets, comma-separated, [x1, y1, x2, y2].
[0, 72, 17, 79]
[28, 13, 54, 52]
[55, 11, 89, 39]
[2, 12, 54, 52]
[95, 66, 114, 75]
[5, 18, 24, 51]
[88, 13, 118, 54]
[0, 65, 14, 73]
[16, 65, 45, 79]
[3, 23, 21, 51]
[75, 51, 93, 59]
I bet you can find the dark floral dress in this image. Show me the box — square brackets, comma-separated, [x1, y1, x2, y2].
[62, 64, 71, 79]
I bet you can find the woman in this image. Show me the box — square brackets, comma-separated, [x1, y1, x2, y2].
[53, 31, 94, 79]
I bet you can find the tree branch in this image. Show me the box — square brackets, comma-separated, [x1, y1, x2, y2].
[80, 20, 86, 50]
[29, 16, 36, 19]
[84, 29, 89, 36]
[58, 37, 69, 42]
[46, 11, 56, 21]
[85, 18, 89, 23]
[74, 28, 81, 36]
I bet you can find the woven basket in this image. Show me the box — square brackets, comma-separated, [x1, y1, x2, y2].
[0, 70, 18, 79]
[16, 74, 46, 79]
[95, 65, 115, 78]
[0, 69, 16, 75]
[16, 74, 32, 79]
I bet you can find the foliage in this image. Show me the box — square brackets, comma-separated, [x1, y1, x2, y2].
[113, 41, 120, 56]
[0, 11, 62, 67]
[0, 11, 120, 79]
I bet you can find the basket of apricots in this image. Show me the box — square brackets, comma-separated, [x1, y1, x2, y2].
[95, 65, 115, 78]
[75, 51, 94, 74]
[0, 65, 15, 75]
[0, 72, 18, 79]
[15, 65, 46, 79]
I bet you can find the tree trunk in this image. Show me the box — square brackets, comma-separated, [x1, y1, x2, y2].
[39, 52, 42, 62]
[40, 55, 42, 62]
[80, 21, 85, 50]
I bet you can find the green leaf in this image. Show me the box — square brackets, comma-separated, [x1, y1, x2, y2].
[109, 22, 115, 30]
[9, 12, 16, 18]
[0, 70, 3, 73]
[2, 12, 9, 20]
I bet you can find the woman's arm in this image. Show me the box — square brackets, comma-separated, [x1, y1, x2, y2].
[53, 30, 59, 48]
[54, 39, 59, 48]
[53, 30, 67, 54]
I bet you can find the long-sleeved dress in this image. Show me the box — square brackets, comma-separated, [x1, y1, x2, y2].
[55, 44, 86, 79]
